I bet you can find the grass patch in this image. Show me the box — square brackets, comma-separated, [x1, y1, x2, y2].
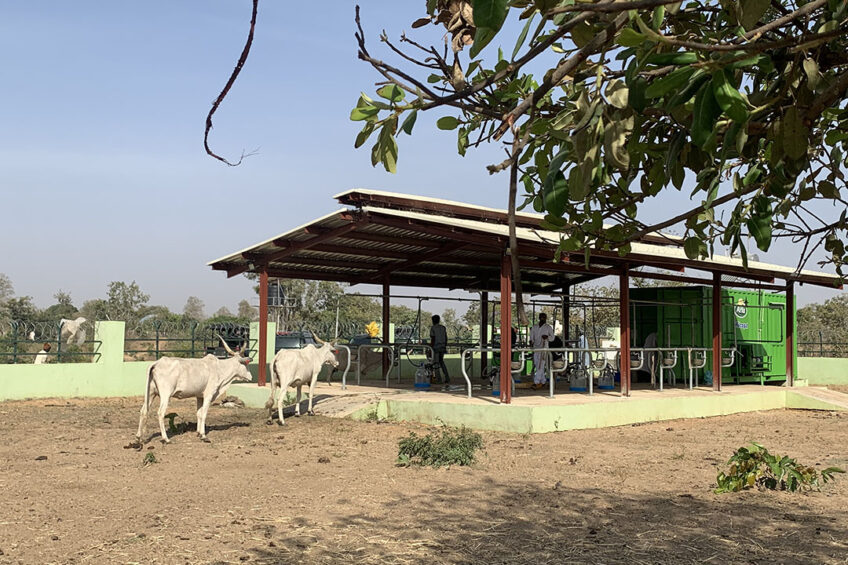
[397, 426, 483, 468]
[716, 443, 844, 493]
[143, 452, 157, 466]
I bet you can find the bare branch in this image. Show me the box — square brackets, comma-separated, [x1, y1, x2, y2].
[204, 0, 258, 167]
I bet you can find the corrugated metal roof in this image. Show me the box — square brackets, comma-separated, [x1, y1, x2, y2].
[208, 190, 842, 290]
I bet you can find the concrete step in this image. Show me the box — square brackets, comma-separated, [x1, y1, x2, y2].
[788, 387, 848, 411]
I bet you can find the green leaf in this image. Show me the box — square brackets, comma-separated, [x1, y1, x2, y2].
[683, 237, 705, 259]
[400, 110, 418, 135]
[818, 180, 839, 199]
[711, 70, 749, 123]
[616, 28, 646, 47]
[747, 199, 773, 252]
[512, 12, 535, 60]
[739, 0, 770, 30]
[691, 84, 721, 147]
[350, 105, 379, 121]
[473, 0, 509, 31]
[381, 133, 398, 174]
[802, 58, 821, 90]
[376, 84, 405, 103]
[354, 123, 375, 149]
[470, 27, 498, 58]
[645, 52, 698, 65]
[605, 79, 629, 109]
[782, 106, 809, 160]
[437, 116, 460, 130]
[645, 67, 696, 99]
[457, 127, 470, 156]
[825, 130, 848, 146]
[604, 115, 633, 171]
[571, 22, 594, 48]
[543, 170, 568, 217]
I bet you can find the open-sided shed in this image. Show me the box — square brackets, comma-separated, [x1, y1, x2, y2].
[209, 190, 842, 403]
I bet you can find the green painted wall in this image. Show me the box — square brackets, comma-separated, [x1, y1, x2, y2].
[798, 357, 848, 384]
[0, 322, 149, 401]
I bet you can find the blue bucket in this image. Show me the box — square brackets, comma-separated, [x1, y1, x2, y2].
[570, 386, 588, 392]
[597, 385, 614, 390]
[414, 382, 430, 390]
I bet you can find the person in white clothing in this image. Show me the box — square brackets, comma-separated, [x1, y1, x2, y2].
[34, 343, 51, 365]
[529, 313, 554, 388]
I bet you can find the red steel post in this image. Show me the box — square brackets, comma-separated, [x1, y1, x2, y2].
[258, 269, 269, 387]
[786, 280, 795, 387]
[480, 291, 489, 378]
[500, 254, 513, 404]
[619, 268, 630, 397]
[382, 278, 390, 376]
[712, 272, 722, 392]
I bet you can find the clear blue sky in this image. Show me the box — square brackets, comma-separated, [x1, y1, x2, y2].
[0, 1, 841, 315]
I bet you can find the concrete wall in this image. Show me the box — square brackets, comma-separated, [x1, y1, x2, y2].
[0, 322, 150, 401]
[798, 357, 848, 385]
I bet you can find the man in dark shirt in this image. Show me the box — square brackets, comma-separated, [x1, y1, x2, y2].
[429, 315, 450, 387]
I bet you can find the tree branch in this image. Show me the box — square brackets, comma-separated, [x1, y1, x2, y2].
[204, 0, 258, 167]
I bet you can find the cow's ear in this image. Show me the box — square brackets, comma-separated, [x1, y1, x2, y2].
[242, 358, 252, 365]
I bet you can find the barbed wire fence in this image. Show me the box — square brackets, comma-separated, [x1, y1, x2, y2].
[0, 319, 100, 364]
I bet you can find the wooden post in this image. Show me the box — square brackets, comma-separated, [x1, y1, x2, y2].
[712, 272, 722, 392]
[258, 269, 269, 387]
[619, 268, 630, 397]
[382, 278, 390, 377]
[500, 254, 513, 404]
[480, 292, 489, 378]
[786, 280, 795, 387]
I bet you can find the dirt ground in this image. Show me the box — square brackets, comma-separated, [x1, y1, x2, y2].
[0, 397, 846, 565]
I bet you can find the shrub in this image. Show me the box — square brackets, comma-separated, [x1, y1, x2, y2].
[397, 426, 483, 468]
[715, 443, 844, 493]
[143, 452, 157, 466]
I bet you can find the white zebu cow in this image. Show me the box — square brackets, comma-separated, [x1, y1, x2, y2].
[265, 333, 339, 425]
[60, 317, 87, 345]
[136, 337, 252, 443]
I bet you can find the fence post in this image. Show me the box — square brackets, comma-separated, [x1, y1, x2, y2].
[11, 321, 18, 364]
[56, 320, 63, 363]
[191, 322, 197, 358]
[155, 321, 161, 359]
[820, 331, 824, 357]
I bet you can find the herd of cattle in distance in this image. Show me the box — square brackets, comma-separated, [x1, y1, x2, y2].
[135, 333, 339, 444]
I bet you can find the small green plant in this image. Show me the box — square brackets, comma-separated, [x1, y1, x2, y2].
[397, 425, 483, 468]
[362, 406, 380, 422]
[164, 412, 191, 435]
[715, 443, 844, 493]
[143, 452, 157, 466]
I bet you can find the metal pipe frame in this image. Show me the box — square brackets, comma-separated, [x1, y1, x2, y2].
[335, 344, 352, 390]
[355, 344, 396, 386]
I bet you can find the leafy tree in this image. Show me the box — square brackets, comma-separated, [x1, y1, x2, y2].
[105, 281, 150, 323]
[183, 296, 206, 321]
[213, 306, 233, 318]
[237, 299, 258, 321]
[0, 273, 13, 304]
[4, 296, 39, 322]
[80, 299, 110, 322]
[42, 290, 78, 320]
[353, 0, 848, 311]
[798, 293, 848, 353]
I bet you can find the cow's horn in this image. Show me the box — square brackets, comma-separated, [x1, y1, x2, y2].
[310, 330, 327, 346]
[217, 334, 237, 356]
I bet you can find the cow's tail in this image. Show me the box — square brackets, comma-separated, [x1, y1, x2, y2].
[264, 358, 277, 413]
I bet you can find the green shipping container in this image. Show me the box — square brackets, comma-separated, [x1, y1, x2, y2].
[629, 286, 796, 385]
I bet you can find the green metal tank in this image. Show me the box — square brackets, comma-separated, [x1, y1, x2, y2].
[629, 286, 796, 385]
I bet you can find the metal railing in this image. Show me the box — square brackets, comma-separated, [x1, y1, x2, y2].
[355, 344, 395, 387]
[0, 320, 100, 364]
[124, 321, 249, 360]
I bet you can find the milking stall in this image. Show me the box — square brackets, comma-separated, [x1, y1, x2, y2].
[208, 190, 846, 433]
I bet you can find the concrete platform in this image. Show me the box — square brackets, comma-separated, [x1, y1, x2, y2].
[228, 380, 848, 434]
